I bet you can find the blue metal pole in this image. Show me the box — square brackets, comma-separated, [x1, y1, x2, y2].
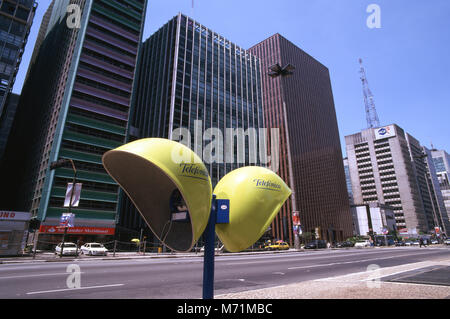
[202, 195, 217, 299]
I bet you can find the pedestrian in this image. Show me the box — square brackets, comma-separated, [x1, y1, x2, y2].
[419, 237, 424, 248]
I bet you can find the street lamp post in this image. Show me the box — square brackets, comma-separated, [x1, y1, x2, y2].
[268, 63, 300, 250]
[50, 159, 77, 257]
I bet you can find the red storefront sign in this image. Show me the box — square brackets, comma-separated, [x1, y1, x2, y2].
[39, 225, 115, 235]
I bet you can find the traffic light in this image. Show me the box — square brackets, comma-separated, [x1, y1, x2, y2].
[50, 159, 72, 170]
[28, 217, 41, 232]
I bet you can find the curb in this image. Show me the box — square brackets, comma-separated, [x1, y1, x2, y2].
[0, 249, 302, 264]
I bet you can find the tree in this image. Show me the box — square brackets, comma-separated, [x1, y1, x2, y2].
[299, 232, 314, 244]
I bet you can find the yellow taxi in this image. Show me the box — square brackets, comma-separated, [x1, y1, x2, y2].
[264, 241, 290, 251]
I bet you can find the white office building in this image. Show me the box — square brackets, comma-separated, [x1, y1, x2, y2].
[345, 124, 450, 235]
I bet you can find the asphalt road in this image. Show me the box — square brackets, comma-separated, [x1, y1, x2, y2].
[0, 247, 449, 299]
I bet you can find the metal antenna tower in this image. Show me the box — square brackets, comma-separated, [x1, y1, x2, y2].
[359, 58, 380, 128]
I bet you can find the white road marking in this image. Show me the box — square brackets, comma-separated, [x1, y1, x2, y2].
[26, 284, 124, 295]
[0, 272, 85, 280]
[287, 252, 438, 270]
[315, 260, 450, 283]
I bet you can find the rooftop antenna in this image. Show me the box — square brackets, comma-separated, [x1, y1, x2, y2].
[359, 58, 380, 129]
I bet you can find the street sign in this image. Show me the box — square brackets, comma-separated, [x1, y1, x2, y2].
[292, 211, 301, 226]
[60, 213, 75, 228]
[293, 225, 302, 235]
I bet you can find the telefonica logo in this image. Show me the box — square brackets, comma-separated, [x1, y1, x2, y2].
[378, 128, 388, 135]
[253, 179, 281, 191]
[378, 126, 393, 136]
[179, 163, 209, 181]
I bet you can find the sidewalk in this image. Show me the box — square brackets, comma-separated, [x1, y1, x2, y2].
[217, 256, 450, 299]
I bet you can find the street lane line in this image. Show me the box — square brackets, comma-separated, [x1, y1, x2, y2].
[287, 251, 442, 270]
[220, 251, 398, 266]
[315, 260, 450, 283]
[0, 272, 85, 280]
[26, 284, 124, 295]
[218, 249, 432, 264]
[222, 250, 445, 267]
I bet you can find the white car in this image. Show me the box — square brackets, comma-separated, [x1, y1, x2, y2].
[444, 239, 450, 245]
[55, 242, 79, 256]
[200, 245, 224, 253]
[80, 243, 108, 256]
[354, 240, 371, 248]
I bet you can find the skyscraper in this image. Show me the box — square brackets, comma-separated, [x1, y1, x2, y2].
[430, 149, 450, 234]
[118, 13, 265, 238]
[0, 92, 19, 157]
[345, 124, 450, 236]
[0, 0, 147, 242]
[249, 34, 353, 244]
[431, 149, 450, 186]
[0, 0, 37, 157]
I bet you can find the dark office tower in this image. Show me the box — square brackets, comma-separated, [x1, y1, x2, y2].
[0, 0, 147, 241]
[119, 13, 265, 238]
[249, 34, 353, 244]
[0, 0, 37, 156]
[0, 92, 18, 157]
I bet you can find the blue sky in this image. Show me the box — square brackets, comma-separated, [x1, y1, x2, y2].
[13, 0, 450, 156]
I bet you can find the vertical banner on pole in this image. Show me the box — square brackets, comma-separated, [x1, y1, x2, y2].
[64, 183, 82, 208]
[292, 211, 302, 235]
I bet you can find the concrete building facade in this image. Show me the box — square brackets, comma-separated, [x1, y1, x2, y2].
[0, 0, 148, 243]
[345, 124, 449, 235]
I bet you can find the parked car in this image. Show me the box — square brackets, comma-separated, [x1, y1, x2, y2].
[430, 239, 439, 245]
[55, 242, 79, 256]
[444, 238, 450, 245]
[265, 241, 289, 251]
[304, 240, 327, 249]
[395, 241, 406, 246]
[354, 240, 371, 248]
[375, 239, 395, 246]
[335, 241, 354, 248]
[80, 243, 108, 256]
[200, 245, 224, 253]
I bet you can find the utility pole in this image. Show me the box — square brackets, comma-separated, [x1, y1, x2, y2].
[359, 59, 380, 129]
[50, 159, 78, 257]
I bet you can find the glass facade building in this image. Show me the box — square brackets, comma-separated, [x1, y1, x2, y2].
[0, 0, 37, 157]
[431, 149, 450, 186]
[119, 13, 265, 238]
[0, 0, 147, 242]
[431, 149, 450, 233]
